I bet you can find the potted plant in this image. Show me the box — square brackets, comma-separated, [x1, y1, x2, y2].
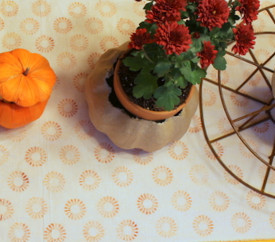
[85, 0, 259, 152]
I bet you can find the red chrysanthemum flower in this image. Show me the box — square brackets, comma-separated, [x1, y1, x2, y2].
[232, 23, 256, 55]
[236, 0, 260, 24]
[197, 41, 218, 69]
[146, 0, 187, 23]
[197, 0, 230, 30]
[128, 28, 152, 50]
[155, 22, 192, 55]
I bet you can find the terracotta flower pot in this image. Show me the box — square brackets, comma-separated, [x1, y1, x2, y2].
[113, 56, 195, 121]
[272, 68, 275, 98]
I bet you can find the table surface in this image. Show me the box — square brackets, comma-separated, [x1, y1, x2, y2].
[0, 0, 274, 241]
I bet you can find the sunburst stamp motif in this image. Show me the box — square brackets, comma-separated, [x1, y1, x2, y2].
[100, 36, 119, 52]
[132, 149, 153, 165]
[231, 212, 252, 233]
[20, 18, 40, 35]
[112, 166, 133, 187]
[44, 223, 66, 241]
[270, 211, 275, 229]
[73, 72, 88, 92]
[25, 146, 47, 167]
[26, 197, 48, 219]
[41, 121, 62, 141]
[224, 164, 243, 185]
[0, 199, 14, 221]
[74, 120, 95, 140]
[56, 52, 77, 69]
[152, 166, 173, 186]
[1, 1, 18, 16]
[58, 98, 78, 118]
[204, 142, 224, 160]
[156, 217, 178, 238]
[188, 114, 202, 133]
[64, 198, 87, 220]
[94, 142, 115, 164]
[209, 191, 230, 212]
[0, 145, 9, 165]
[32, 0, 51, 17]
[137, 193, 158, 215]
[7, 171, 29, 192]
[246, 190, 266, 210]
[193, 215, 214, 236]
[87, 52, 101, 69]
[8, 223, 31, 241]
[83, 221, 105, 241]
[68, 2, 87, 17]
[70, 34, 88, 51]
[117, 18, 136, 35]
[117, 220, 139, 241]
[95, 1, 117, 17]
[53, 17, 72, 33]
[230, 92, 249, 107]
[189, 164, 209, 185]
[168, 141, 189, 160]
[0, 17, 4, 31]
[2, 32, 22, 50]
[171, 190, 192, 212]
[43, 171, 65, 192]
[35, 35, 55, 53]
[203, 87, 217, 106]
[97, 196, 120, 218]
[59, 145, 80, 165]
[85, 17, 104, 34]
[79, 170, 101, 191]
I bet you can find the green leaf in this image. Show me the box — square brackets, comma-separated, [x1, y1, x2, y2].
[180, 64, 206, 84]
[154, 61, 171, 77]
[144, 1, 153, 10]
[154, 85, 181, 111]
[133, 69, 158, 99]
[213, 54, 227, 70]
[122, 56, 144, 72]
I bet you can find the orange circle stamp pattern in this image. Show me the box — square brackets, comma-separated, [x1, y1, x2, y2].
[64, 198, 87, 220]
[0, 1, 18, 16]
[239, 138, 258, 158]
[20, 18, 40, 35]
[0, 145, 9, 165]
[43, 171, 65, 192]
[132, 150, 153, 165]
[56, 52, 77, 69]
[70, 34, 88, 51]
[171, 190, 192, 212]
[44, 223, 66, 241]
[32, 0, 51, 17]
[97, 196, 119, 218]
[87, 52, 101, 69]
[94, 142, 115, 164]
[203, 87, 217, 106]
[253, 121, 270, 133]
[189, 164, 209, 185]
[85, 17, 104, 34]
[95, 1, 117, 17]
[193, 215, 214, 236]
[188, 114, 202, 133]
[224, 164, 243, 185]
[209, 191, 230, 212]
[25, 146, 47, 167]
[168, 141, 189, 160]
[230, 92, 249, 107]
[117, 220, 139, 241]
[57, 98, 78, 118]
[83, 221, 105, 241]
[99, 36, 119, 52]
[117, 18, 136, 35]
[79, 170, 101, 191]
[0, 199, 14, 221]
[137, 193, 158, 215]
[112, 166, 133, 187]
[270, 211, 275, 229]
[41, 121, 62, 141]
[74, 120, 95, 140]
[68, 2, 87, 17]
[231, 212, 252, 233]
[26, 197, 48, 219]
[8, 223, 31, 241]
[0, 17, 4, 31]
[2, 32, 22, 50]
[59, 145, 80, 165]
[35, 35, 55, 53]
[73, 72, 88, 92]
[204, 142, 224, 160]
[152, 166, 173, 186]
[7, 171, 29, 192]
[218, 117, 232, 135]
[53, 17, 72, 33]
[246, 190, 266, 210]
[156, 217, 178, 238]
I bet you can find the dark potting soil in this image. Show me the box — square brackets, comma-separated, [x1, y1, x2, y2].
[106, 59, 192, 121]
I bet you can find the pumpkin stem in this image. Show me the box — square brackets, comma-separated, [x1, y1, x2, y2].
[23, 68, 30, 76]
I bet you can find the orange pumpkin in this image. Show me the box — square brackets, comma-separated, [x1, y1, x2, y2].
[0, 49, 56, 129]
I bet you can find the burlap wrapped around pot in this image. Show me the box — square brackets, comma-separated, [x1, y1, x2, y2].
[272, 68, 275, 98]
[84, 43, 199, 152]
